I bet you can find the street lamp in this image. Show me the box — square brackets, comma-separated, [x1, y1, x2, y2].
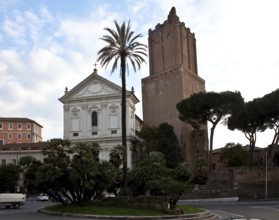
[16, 148, 21, 165]
[265, 152, 268, 200]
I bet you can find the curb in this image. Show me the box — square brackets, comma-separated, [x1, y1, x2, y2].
[38, 208, 220, 219]
[179, 197, 239, 203]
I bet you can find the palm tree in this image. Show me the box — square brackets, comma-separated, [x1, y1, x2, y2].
[97, 21, 147, 187]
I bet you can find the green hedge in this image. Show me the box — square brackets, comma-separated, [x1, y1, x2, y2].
[96, 196, 170, 211]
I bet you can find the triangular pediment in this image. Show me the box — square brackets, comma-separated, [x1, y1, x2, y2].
[59, 69, 122, 102]
[72, 78, 120, 98]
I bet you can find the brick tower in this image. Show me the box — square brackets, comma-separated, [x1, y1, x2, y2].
[142, 7, 208, 165]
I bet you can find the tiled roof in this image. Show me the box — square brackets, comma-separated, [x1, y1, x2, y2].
[0, 117, 43, 127]
[0, 142, 47, 151]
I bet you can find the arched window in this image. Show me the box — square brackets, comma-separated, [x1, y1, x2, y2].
[92, 111, 98, 126]
[92, 111, 98, 134]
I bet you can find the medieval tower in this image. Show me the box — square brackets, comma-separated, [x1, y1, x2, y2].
[142, 7, 208, 165]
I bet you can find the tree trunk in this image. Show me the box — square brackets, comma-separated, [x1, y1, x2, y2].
[121, 56, 127, 188]
[247, 132, 256, 168]
[249, 143, 255, 168]
[209, 123, 216, 171]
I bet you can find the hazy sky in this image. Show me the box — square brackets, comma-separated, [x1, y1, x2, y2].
[1, 0, 278, 149]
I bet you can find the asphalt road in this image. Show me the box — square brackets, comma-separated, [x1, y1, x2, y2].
[179, 199, 279, 220]
[0, 200, 91, 220]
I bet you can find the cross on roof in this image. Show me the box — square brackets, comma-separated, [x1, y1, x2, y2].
[94, 62, 98, 69]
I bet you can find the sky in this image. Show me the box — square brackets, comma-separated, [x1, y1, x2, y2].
[0, 0, 278, 149]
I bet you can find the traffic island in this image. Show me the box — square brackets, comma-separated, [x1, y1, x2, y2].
[38, 208, 220, 219]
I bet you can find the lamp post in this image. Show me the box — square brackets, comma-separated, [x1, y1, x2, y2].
[16, 148, 21, 165]
[265, 152, 268, 200]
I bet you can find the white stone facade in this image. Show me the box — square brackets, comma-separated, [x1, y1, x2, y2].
[59, 69, 140, 168]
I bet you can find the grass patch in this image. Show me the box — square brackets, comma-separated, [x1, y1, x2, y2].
[45, 203, 202, 216]
[177, 204, 202, 214]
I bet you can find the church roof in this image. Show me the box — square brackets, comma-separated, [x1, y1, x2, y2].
[59, 68, 139, 104]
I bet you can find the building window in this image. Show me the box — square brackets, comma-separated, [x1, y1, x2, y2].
[0, 140, 3, 146]
[92, 111, 98, 126]
[73, 133, 79, 137]
[18, 133, 22, 139]
[27, 123, 31, 130]
[8, 133, 12, 139]
[71, 118, 80, 131]
[71, 107, 81, 131]
[91, 111, 98, 134]
[1, 159, 6, 165]
[27, 133, 31, 139]
[18, 123, 22, 130]
[91, 111, 97, 131]
[111, 130, 117, 134]
[110, 115, 118, 128]
[109, 104, 119, 129]
[0, 123, 3, 130]
[12, 159, 16, 165]
[8, 123, 13, 130]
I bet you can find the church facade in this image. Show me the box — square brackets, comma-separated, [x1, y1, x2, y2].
[142, 7, 208, 165]
[60, 7, 208, 168]
[59, 68, 141, 168]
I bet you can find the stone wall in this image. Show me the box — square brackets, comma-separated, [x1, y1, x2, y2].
[184, 167, 279, 200]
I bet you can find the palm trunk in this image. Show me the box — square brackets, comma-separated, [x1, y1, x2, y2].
[121, 56, 127, 188]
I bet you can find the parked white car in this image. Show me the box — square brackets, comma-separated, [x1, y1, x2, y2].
[36, 194, 49, 201]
